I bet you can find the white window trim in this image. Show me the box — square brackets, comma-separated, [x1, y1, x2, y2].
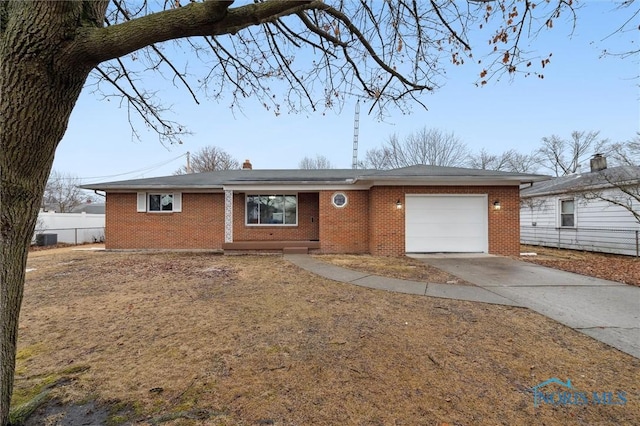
[558, 198, 576, 228]
[137, 192, 182, 213]
[245, 193, 298, 226]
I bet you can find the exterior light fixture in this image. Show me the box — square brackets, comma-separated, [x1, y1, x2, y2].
[493, 200, 501, 211]
[396, 199, 403, 209]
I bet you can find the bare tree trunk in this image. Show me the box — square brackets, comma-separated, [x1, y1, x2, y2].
[0, 3, 92, 424]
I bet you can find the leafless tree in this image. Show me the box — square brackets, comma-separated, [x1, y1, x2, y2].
[362, 128, 469, 169]
[537, 131, 610, 176]
[575, 135, 640, 224]
[469, 149, 540, 173]
[2, 0, 625, 421]
[507, 152, 541, 174]
[174, 146, 239, 174]
[298, 155, 333, 169]
[42, 170, 86, 213]
[358, 147, 388, 170]
[600, 1, 640, 61]
[469, 148, 513, 171]
[387, 128, 469, 168]
[607, 134, 640, 167]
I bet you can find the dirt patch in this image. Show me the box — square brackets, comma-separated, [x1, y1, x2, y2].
[314, 254, 469, 284]
[14, 250, 640, 425]
[520, 245, 640, 287]
[24, 400, 112, 426]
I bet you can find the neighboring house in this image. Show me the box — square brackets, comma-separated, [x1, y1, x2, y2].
[81, 162, 547, 256]
[71, 201, 106, 214]
[521, 155, 640, 256]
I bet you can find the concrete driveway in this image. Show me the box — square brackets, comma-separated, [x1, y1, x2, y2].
[410, 254, 640, 359]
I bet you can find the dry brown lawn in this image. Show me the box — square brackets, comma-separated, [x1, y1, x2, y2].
[14, 249, 640, 425]
[314, 254, 469, 285]
[521, 245, 640, 287]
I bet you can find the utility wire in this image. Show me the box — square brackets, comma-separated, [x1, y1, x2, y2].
[59, 153, 187, 183]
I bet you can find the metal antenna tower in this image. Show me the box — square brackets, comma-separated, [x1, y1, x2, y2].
[352, 101, 360, 169]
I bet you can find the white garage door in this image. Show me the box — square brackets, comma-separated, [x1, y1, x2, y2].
[405, 195, 488, 253]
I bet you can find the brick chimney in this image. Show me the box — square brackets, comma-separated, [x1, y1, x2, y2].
[590, 154, 607, 172]
[242, 159, 253, 170]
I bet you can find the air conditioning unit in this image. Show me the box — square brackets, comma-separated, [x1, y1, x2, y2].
[35, 233, 58, 246]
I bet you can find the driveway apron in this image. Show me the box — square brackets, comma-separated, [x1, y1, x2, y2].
[410, 254, 640, 359]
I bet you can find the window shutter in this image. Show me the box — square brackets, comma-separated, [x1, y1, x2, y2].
[137, 192, 147, 212]
[173, 192, 182, 212]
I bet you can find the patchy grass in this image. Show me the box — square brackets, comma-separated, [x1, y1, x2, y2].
[16, 250, 640, 425]
[314, 254, 469, 284]
[521, 245, 640, 287]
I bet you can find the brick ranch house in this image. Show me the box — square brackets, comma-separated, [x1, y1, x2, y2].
[82, 163, 548, 256]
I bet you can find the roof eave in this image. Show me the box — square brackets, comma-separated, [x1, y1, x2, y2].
[79, 184, 224, 191]
[359, 175, 549, 185]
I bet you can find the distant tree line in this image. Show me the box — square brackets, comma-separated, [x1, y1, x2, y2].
[171, 129, 639, 175]
[356, 128, 639, 175]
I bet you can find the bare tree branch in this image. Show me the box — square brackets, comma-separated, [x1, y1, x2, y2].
[582, 166, 640, 224]
[537, 131, 610, 176]
[174, 146, 239, 174]
[299, 154, 334, 169]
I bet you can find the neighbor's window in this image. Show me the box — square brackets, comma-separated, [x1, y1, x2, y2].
[148, 194, 174, 212]
[246, 195, 297, 225]
[560, 199, 575, 227]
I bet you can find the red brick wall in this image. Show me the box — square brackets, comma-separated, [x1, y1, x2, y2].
[368, 187, 405, 257]
[233, 192, 319, 241]
[106, 186, 520, 256]
[319, 190, 369, 253]
[105, 192, 225, 249]
[368, 186, 521, 256]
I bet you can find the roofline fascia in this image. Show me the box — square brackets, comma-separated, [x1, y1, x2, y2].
[521, 179, 640, 198]
[222, 183, 372, 191]
[83, 186, 225, 192]
[359, 177, 535, 186]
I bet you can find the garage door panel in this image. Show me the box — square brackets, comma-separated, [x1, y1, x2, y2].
[407, 211, 485, 224]
[410, 224, 485, 238]
[405, 195, 488, 253]
[406, 237, 481, 253]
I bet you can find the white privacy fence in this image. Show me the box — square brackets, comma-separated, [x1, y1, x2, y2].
[521, 226, 640, 257]
[34, 212, 105, 245]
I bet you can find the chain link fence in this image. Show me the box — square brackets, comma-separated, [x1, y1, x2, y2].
[521, 226, 640, 257]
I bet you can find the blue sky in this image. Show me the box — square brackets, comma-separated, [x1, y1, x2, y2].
[53, 1, 639, 184]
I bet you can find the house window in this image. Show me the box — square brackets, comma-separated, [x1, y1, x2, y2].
[332, 192, 348, 208]
[149, 194, 174, 212]
[560, 199, 575, 227]
[246, 195, 297, 225]
[137, 192, 181, 213]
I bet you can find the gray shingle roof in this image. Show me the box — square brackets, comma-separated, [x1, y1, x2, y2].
[81, 164, 549, 190]
[521, 165, 640, 198]
[71, 203, 106, 214]
[366, 164, 543, 178]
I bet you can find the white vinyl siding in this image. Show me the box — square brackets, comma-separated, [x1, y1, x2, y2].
[520, 189, 640, 255]
[521, 191, 640, 229]
[405, 195, 488, 253]
[521, 197, 556, 228]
